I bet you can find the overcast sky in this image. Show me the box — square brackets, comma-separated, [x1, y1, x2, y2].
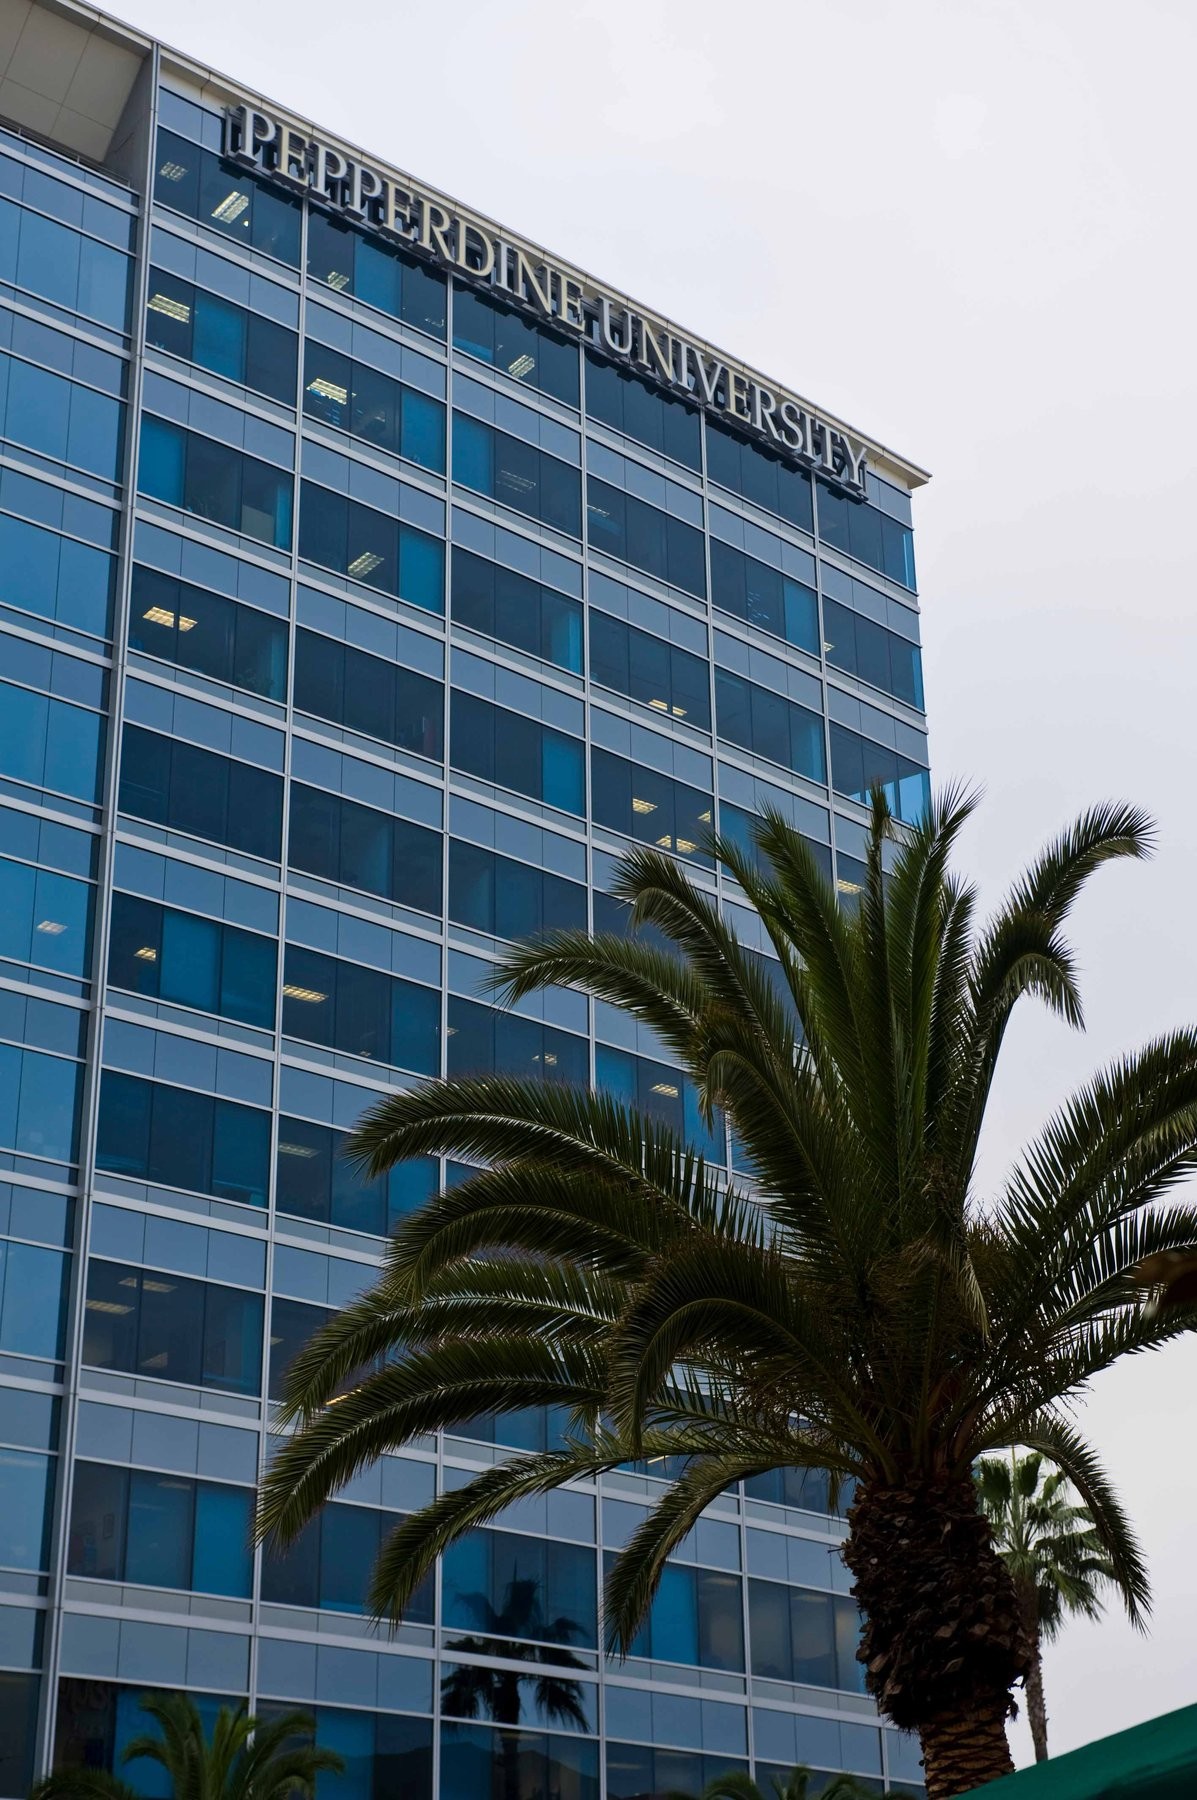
[110, 0, 1197, 1762]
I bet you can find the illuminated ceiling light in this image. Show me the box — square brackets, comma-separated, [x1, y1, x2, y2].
[670, 705, 687, 718]
[307, 376, 348, 405]
[655, 833, 674, 848]
[500, 472, 536, 495]
[648, 698, 669, 712]
[278, 1141, 319, 1158]
[324, 270, 351, 291]
[283, 984, 327, 1003]
[141, 1279, 175, 1293]
[674, 838, 697, 853]
[211, 190, 250, 224]
[35, 920, 67, 935]
[86, 1298, 133, 1315]
[631, 797, 657, 815]
[651, 1081, 679, 1098]
[543, 1052, 558, 1067]
[507, 353, 535, 379]
[134, 946, 158, 962]
[158, 160, 187, 181]
[148, 292, 192, 323]
[836, 877, 863, 895]
[347, 551, 383, 578]
[822, 640, 834, 653]
[141, 605, 197, 632]
[697, 810, 712, 823]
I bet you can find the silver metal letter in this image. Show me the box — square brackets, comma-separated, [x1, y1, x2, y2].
[777, 400, 806, 453]
[346, 164, 384, 221]
[598, 298, 634, 356]
[225, 106, 276, 168]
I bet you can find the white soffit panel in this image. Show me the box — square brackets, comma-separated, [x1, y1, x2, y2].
[0, 0, 144, 163]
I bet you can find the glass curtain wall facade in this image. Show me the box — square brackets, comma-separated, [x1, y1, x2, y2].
[0, 12, 930, 1797]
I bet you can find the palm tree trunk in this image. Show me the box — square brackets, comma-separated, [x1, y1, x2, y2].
[919, 1704, 1016, 1798]
[1025, 1635, 1049, 1762]
[843, 1473, 1030, 1800]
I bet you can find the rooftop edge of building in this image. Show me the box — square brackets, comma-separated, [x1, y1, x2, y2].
[0, 0, 932, 496]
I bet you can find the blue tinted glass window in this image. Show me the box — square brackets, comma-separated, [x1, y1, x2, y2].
[707, 421, 813, 532]
[584, 353, 700, 468]
[303, 338, 445, 472]
[293, 628, 444, 760]
[276, 1114, 437, 1235]
[442, 1527, 597, 1647]
[0, 681, 103, 803]
[828, 723, 928, 825]
[154, 129, 301, 265]
[454, 285, 579, 406]
[817, 480, 915, 589]
[453, 413, 581, 538]
[450, 547, 582, 673]
[446, 998, 587, 1085]
[590, 748, 713, 866]
[823, 597, 924, 708]
[287, 783, 442, 915]
[0, 1042, 81, 1163]
[108, 892, 275, 1028]
[146, 268, 298, 405]
[281, 945, 440, 1075]
[96, 1070, 270, 1207]
[0, 513, 115, 637]
[0, 855, 93, 976]
[129, 565, 288, 699]
[126, 1470, 193, 1587]
[0, 1238, 69, 1358]
[0, 1447, 52, 1571]
[588, 611, 711, 727]
[6, 200, 131, 329]
[715, 669, 826, 783]
[137, 416, 293, 550]
[307, 210, 446, 337]
[192, 1481, 253, 1597]
[449, 839, 586, 941]
[450, 693, 583, 815]
[298, 481, 444, 613]
[82, 1259, 263, 1395]
[586, 477, 705, 596]
[709, 540, 818, 654]
[119, 724, 284, 860]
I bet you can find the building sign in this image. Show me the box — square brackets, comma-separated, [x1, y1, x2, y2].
[224, 105, 869, 495]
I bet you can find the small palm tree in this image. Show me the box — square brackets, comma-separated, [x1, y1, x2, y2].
[441, 1573, 590, 1800]
[976, 1451, 1137, 1762]
[259, 793, 1197, 1799]
[674, 1766, 909, 1799]
[33, 1691, 342, 1800]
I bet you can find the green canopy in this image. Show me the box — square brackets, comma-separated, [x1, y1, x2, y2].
[979, 1705, 1197, 1799]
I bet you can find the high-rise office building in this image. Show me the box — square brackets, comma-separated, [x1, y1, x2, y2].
[0, 3, 931, 1793]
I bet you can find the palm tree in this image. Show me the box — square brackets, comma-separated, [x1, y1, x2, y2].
[440, 1572, 590, 1800]
[33, 1691, 342, 1800]
[673, 1766, 910, 1799]
[258, 792, 1197, 1800]
[975, 1450, 1136, 1763]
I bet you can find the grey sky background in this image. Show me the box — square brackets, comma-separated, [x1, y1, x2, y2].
[109, 0, 1197, 1760]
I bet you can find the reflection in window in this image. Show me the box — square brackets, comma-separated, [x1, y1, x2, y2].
[82, 1258, 264, 1396]
[0, 194, 131, 330]
[748, 1580, 864, 1692]
[0, 853, 93, 978]
[454, 285, 579, 406]
[154, 128, 302, 265]
[588, 612, 711, 728]
[298, 481, 444, 613]
[453, 414, 581, 538]
[96, 1071, 271, 1208]
[0, 1236, 70, 1359]
[715, 669, 827, 783]
[145, 267, 297, 403]
[444, 1528, 597, 1648]
[0, 1446, 53, 1571]
[710, 540, 818, 655]
[308, 210, 446, 338]
[138, 416, 293, 550]
[288, 783, 443, 916]
[595, 1044, 724, 1165]
[0, 1042, 81, 1166]
[610, 1553, 744, 1671]
[293, 628, 443, 760]
[590, 748, 713, 866]
[607, 1744, 747, 1800]
[262, 1501, 433, 1620]
[119, 724, 284, 861]
[450, 548, 582, 674]
[302, 337, 445, 472]
[0, 680, 104, 804]
[0, 350, 124, 480]
[442, 1723, 598, 1800]
[128, 565, 288, 699]
[451, 693, 584, 815]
